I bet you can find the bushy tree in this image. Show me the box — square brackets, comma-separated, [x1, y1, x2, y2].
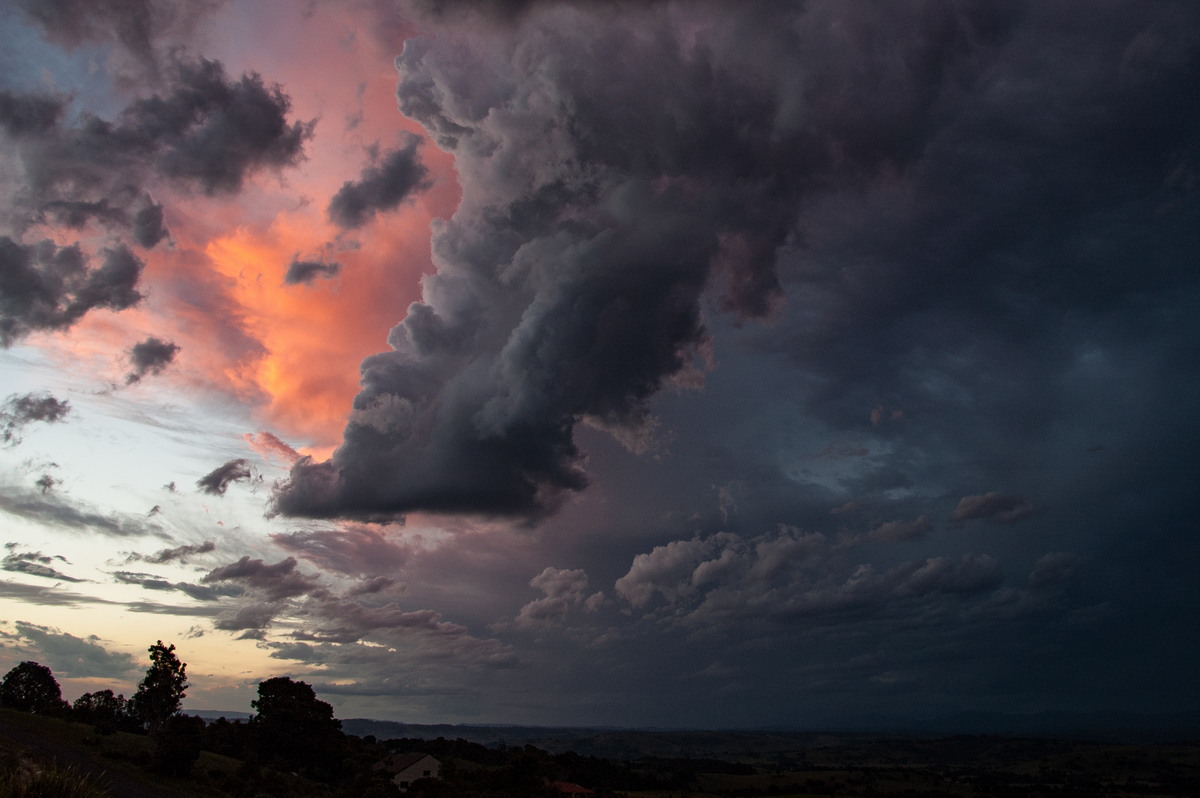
[130, 641, 187, 733]
[0, 661, 65, 714]
[151, 713, 205, 776]
[251, 676, 346, 779]
[73, 689, 132, 732]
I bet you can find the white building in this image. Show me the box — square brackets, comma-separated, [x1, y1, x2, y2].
[376, 752, 441, 791]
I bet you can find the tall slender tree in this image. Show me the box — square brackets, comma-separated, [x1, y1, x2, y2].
[130, 641, 187, 733]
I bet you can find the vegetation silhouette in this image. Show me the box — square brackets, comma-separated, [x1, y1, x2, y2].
[1, 648, 1197, 797]
[249, 676, 347, 780]
[0, 661, 67, 715]
[130, 640, 187, 734]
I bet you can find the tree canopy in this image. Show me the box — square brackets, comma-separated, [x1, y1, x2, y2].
[0, 661, 63, 714]
[130, 640, 187, 733]
[251, 676, 345, 779]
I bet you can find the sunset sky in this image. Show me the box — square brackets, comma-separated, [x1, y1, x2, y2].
[1, 0, 1198, 730]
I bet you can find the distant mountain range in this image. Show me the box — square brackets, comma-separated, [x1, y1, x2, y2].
[186, 709, 1199, 756]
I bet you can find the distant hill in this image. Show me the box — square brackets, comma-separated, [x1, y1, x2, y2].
[187, 709, 253, 722]
[340, 710, 1200, 757]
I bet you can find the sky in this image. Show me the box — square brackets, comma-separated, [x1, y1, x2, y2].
[0, 0, 1198, 730]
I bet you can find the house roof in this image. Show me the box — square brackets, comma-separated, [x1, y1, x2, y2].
[548, 781, 595, 795]
[375, 752, 439, 773]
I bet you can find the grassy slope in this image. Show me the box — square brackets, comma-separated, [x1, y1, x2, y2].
[0, 708, 241, 798]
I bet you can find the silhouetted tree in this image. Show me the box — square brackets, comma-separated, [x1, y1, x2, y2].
[72, 688, 132, 732]
[130, 641, 187, 733]
[251, 676, 346, 780]
[203, 715, 251, 760]
[0, 661, 65, 714]
[151, 713, 205, 776]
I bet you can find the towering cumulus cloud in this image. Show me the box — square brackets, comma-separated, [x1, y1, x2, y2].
[275, 1, 1200, 522]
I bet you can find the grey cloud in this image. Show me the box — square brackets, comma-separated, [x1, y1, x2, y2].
[347, 575, 400, 596]
[1028, 551, 1080, 590]
[514, 566, 589, 628]
[13, 0, 225, 76]
[0, 57, 311, 336]
[868, 515, 933, 543]
[283, 258, 341, 285]
[133, 59, 313, 194]
[125, 336, 180, 384]
[0, 580, 116, 607]
[295, 601, 472, 645]
[112, 570, 175, 590]
[111, 569, 237, 600]
[950, 493, 1038, 526]
[0, 239, 143, 346]
[196, 458, 254, 496]
[1, 546, 81, 582]
[201, 555, 324, 601]
[270, 525, 410, 576]
[409, 0, 668, 25]
[0, 482, 162, 537]
[125, 540, 215, 564]
[212, 601, 278, 636]
[615, 533, 741, 609]
[0, 392, 71, 445]
[124, 600, 224, 617]
[131, 199, 168, 247]
[2, 557, 81, 583]
[614, 527, 1005, 628]
[327, 135, 431, 228]
[0, 90, 64, 137]
[6, 620, 137, 677]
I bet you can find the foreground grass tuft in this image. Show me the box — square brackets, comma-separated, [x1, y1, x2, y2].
[0, 759, 110, 798]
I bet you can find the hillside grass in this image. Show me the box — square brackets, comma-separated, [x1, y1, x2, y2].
[0, 708, 244, 797]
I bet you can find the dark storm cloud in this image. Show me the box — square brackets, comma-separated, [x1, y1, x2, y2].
[283, 257, 341, 285]
[276, 0, 1200, 547]
[0, 91, 64, 137]
[196, 458, 254, 496]
[0, 392, 71, 445]
[125, 336, 180, 384]
[128, 58, 314, 194]
[130, 199, 169, 248]
[0, 239, 143, 346]
[326, 135, 431, 229]
[275, 4, 830, 519]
